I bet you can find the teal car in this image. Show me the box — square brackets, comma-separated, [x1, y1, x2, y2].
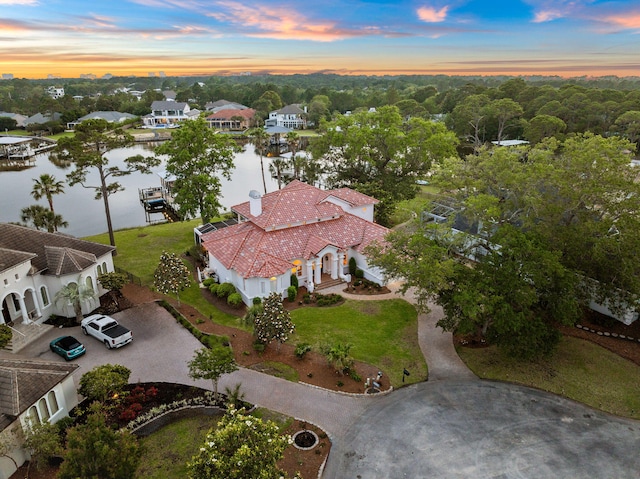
[49, 336, 86, 361]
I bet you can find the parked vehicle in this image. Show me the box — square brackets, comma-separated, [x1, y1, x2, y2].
[50, 335, 86, 360]
[81, 314, 133, 349]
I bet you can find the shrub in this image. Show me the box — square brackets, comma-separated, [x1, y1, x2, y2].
[0, 324, 12, 349]
[227, 292, 243, 307]
[217, 282, 236, 298]
[202, 278, 215, 287]
[349, 370, 362, 382]
[316, 293, 343, 307]
[348, 257, 357, 276]
[252, 296, 262, 305]
[253, 341, 265, 352]
[303, 293, 311, 304]
[287, 285, 298, 302]
[209, 283, 219, 295]
[290, 274, 299, 288]
[243, 304, 263, 326]
[355, 269, 364, 279]
[295, 342, 312, 359]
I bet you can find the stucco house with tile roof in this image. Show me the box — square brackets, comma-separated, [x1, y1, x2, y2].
[0, 223, 116, 351]
[200, 180, 388, 305]
[0, 359, 79, 479]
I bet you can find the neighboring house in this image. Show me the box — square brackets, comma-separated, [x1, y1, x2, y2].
[46, 86, 64, 100]
[0, 359, 79, 479]
[421, 203, 639, 325]
[23, 112, 61, 127]
[66, 111, 137, 129]
[204, 100, 249, 112]
[0, 224, 116, 350]
[199, 180, 388, 306]
[265, 104, 307, 129]
[142, 101, 198, 128]
[0, 112, 27, 128]
[162, 90, 176, 101]
[205, 108, 256, 130]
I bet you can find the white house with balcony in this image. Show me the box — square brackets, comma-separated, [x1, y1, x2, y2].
[265, 104, 307, 130]
[142, 101, 199, 128]
[0, 223, 116, 352]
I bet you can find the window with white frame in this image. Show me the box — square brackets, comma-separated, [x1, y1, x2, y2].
[47, 391, 59, 415]
[40, 286, 49, 306]
[38, 398, 50, 422]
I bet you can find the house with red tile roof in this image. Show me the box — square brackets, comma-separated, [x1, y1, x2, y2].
[200, 180, 388, 305]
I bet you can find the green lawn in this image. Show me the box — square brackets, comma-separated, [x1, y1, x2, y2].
[135, 412, 222, 479]
[84, 220, 242, 328]
[291, 299, 427, 388]
[457, 336, 640, 419]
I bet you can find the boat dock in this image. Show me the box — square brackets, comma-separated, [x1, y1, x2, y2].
[138, 180, 181, 224]
[0, 136, 56, 168]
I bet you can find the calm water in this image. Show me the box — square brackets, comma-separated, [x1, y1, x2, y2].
[0, 142, 280, 237]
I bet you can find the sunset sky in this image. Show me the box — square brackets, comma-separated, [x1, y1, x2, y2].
[2, 0, 640, 79]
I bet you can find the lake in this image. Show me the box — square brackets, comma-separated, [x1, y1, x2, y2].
[0, 142, 281, 237]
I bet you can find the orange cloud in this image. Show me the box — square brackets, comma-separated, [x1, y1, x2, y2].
[207, 1, 380, 41]
[417, 5, 449, 23]
[603, 13, 640, 30]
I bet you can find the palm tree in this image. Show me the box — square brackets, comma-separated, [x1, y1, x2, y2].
[248, 127, 270, 194]
[54, 281, 95, 325]
[285, 131, 300, 158]
[31, 173, 64, 213]
[268, 158, 288, 190]
[20, 205, 68, 233]
[31, 173, 65, 216]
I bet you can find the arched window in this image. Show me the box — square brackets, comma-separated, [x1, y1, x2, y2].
[28, 406, 40, 425]
[47, 391, 59, 415]
[85, 276, 94, 293]
[38, 398, 50, 422]
[40, 286, 49, 306]
[102, 261, 108, 273]
[97, 264, 102, 275]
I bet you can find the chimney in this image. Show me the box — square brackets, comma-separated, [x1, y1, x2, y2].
[249, 190, 262, 216]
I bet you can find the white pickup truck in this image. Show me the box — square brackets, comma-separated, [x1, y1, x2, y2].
[81, 314, 133, 349]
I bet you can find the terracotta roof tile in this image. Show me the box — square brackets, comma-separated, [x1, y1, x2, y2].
[202, 181, 389, 279]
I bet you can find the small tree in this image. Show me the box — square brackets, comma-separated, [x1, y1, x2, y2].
[54, 281, 95, 325]
[153, 251, 191, 307]
[321, 342, 354, 375]
[187, 346, 238, 400]
[348, 257, 357, 276]
[58, 403, 140, 479]
[78, 364, 131, 403]
[188, 408, 291, 479]
[97, 271, 129, 311]
[253, 292, 295, 351]
[22, 421, 63, 470]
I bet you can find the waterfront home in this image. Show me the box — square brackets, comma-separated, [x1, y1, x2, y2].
[66, 111, 137, 129]
[265, 104, 307, 130]
[142, 101, 199, 128]
[0, 224, 116, 351]
[199, 180, 388, 305]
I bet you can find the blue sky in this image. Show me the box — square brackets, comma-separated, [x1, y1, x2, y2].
[1, 0, 639, 78]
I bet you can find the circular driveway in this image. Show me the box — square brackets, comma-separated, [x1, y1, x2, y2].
[323, 380, 640, 479]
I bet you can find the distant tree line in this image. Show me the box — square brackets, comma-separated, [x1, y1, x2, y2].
[2, 74, 640, 148]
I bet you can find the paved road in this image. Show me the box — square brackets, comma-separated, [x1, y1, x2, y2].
[6, 295, 640, 478]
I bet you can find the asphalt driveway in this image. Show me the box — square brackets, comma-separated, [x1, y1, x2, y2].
[5, 302, 211, 389]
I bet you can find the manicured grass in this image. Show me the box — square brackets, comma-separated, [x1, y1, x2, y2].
[135, 412, 222, 479]
[291, 299, 428, 388]
[457, 336, 640, 419]
[84, 220, 242, 328]
[250, 361, 299, 382]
